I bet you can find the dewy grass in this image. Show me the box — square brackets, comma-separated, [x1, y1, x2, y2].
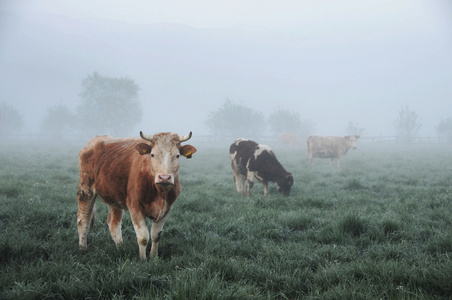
[1, 141, 452, 299]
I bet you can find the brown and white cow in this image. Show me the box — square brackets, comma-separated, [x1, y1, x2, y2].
[306, 135, 360, 167]
[278, 133, 302, 146]
[230, 138, 293, 196]
[77, 131, 197, 260]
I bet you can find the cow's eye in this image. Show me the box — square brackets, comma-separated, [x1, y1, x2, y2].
[151, 153, 155, 158]
[176, 154, 180, 159]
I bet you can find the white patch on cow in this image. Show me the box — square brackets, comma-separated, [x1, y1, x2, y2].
[254, 144, 271, 160]
[230, 150, 237, 162]
[133, 218, 150, 260]
[150, 215, 167, 257]
[152, 147, 179, 185]
[255, 172, 264, 182]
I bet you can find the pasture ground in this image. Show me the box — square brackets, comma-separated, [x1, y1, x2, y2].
[1, 140, 451, 299]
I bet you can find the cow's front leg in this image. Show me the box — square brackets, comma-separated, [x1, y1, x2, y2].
[235, 174, 246, 195]
[130, 212, 149, 260]
[262, 181, 269, 196]
[77, 188, 97, 250]
[107, 206, 123, 247]
[231, 164, 246, 195]
[150, 216, 167, 258]
[246, 172, 255, 196]
[309, 157, 315, 165]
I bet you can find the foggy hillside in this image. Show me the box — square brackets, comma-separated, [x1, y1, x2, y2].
[1, 8, 451, 137]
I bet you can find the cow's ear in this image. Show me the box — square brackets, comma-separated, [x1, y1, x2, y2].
[135, 143, 152, 155]
[180, 145, 197, 159]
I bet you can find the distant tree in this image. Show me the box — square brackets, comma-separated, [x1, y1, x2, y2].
[268, 107, 314, 139]
[41, 104, 76, 138]
[393, 106, 422, 143]
[268, 108, 302, 134]
[299, 119, 316, 139]
[0, 102, 23, 138]
[437, 117, 452, 142]
[205, 99, 265, 138]
[76, 72, 141, 136]
[346, 121, 366, 136]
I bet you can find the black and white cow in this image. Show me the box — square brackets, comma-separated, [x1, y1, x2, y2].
[229, 138, 293, 196]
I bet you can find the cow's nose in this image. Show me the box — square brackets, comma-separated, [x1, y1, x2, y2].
[157, 174, 172, 184]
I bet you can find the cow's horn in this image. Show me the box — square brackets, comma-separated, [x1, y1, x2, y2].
[140, 131, 154, 142]
[179, 131, 192, 142]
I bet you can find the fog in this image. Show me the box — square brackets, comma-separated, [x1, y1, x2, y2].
[1, 0, 452, 139]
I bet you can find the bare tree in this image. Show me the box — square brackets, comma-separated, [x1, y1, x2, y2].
[393, 106, 422, 143]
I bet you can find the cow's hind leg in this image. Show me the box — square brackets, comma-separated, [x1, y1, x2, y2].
[77, 188, 97, 250]
[107, 206, 123, 247]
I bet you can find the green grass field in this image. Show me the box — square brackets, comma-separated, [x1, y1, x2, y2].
[1, 140, 451, 299]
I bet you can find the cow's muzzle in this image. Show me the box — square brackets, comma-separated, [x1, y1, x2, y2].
[156, 174, 174, 185]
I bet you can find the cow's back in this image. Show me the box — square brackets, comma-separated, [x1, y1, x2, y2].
[79, 136, 145, 204]
[80, 136, 140, 172]
[307, 136, 340, 158]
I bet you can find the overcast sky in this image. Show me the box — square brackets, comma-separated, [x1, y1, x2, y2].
[1, 0, 452, 138]
[5, 0, 451, 29]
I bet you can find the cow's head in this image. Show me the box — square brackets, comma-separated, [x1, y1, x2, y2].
[135, 131, 197, 186]
[345, 135, 360, 149]
[276, 173, 294, 197]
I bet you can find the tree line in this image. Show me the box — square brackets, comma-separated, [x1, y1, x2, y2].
[1, 72, 450, 142]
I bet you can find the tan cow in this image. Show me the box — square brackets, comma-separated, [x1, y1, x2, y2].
[306, 135, 360, 167]
[77, 131, 197, 260]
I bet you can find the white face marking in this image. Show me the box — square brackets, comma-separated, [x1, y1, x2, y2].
[150, 137, 181, 185]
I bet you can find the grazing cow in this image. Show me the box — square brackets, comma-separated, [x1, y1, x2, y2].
[229, 138, 293, 196]
[278, 133, 302, 146]
[77, 131, 197, 260]
[306, 135, 360, 167]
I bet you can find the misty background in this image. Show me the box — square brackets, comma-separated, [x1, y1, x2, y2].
[1, 0, 452, 139]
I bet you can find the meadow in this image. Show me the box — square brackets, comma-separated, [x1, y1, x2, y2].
[1, 139, 451, 299]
